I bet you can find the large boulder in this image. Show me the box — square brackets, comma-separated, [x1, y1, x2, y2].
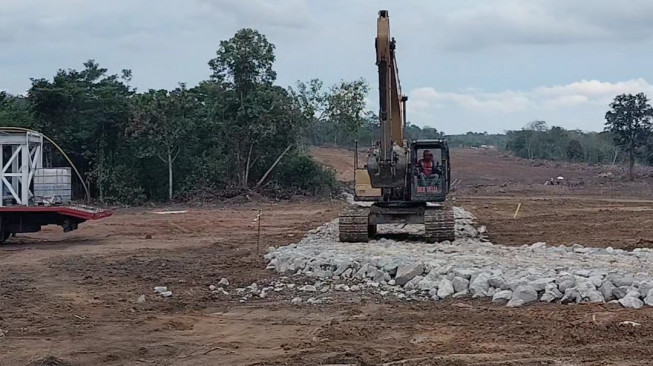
[576, 281, 604, 303]
[556, 275, 576, 293]
[619, 290, 644, 309]
[452, 276, 470, 293]
[540, 283, 563, 302]
[395, 263, 424, 286]
[644, 289, 653, 307]
[453, 268, 475, 279]
[561, 288, 581, 304]
[404, 275, 425, 290]
[488, 276, 509, 290]
[606, 273, 634, 288]
[492, 290, 513, 302]
[437, 278, 455, 298]
[599, 280, 616, 301]
[469, 272, 490, 297]
[529, 278, 555, 292]
[417, 278, 439, 292]
[507, 285, 538, 307]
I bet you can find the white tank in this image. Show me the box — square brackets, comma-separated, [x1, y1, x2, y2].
[33, 168, 72, 204]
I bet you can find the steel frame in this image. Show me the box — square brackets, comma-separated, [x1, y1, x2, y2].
[0, 131, 43, 206]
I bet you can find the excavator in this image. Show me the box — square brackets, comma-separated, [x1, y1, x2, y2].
[338, 10, 455, 243]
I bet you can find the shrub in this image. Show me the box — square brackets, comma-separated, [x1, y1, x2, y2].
[272, 152, 338, 196]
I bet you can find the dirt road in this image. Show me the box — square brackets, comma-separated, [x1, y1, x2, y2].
[2, 148, 653, 366]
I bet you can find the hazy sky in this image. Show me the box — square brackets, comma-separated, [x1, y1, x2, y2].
[2, 0, 653, 134]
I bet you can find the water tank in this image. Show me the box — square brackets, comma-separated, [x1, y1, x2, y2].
[34, 168, 72, 204]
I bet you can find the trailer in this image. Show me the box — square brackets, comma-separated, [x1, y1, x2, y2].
[0, 205, 112, 242]
[0, 129, 112, 243]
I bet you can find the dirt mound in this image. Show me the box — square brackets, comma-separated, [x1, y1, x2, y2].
[310, 146, 355, 182]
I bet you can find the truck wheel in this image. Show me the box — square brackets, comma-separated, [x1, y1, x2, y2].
[0, 232, 10, 244]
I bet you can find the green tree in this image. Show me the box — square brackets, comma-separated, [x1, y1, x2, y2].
[566, 139, 583, 161]
[446, 131, 506, 149]
[209, 28, 276, 92]
[325, 78, 369, 144]
[604, 93, 653, 180]
[525, 120, 548, 132]
[406, 122, 445, 141]
[179, 80, 230, 192]
[505, 125, 616, 165]
[0, 92, 34, 127]
[128, 84, 196, 200]
[289, 78, 328, 145]
[524, 120, 548, 159]
[290, 78, 370, 147]
[27, 60, 136, 201]
[645, 135, 653, 166]
[208, 28, 306, 189]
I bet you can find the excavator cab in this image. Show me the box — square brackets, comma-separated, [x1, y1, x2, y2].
[410, 140, 450, 203]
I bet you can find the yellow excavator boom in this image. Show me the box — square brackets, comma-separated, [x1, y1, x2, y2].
[376, 10, 406, 157]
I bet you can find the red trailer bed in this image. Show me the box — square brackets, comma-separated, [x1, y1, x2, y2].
[0, 205, 113, 242]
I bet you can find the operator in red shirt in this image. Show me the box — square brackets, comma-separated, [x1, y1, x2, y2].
[418, 150, 434, 177]
[417, 150, 437, 188]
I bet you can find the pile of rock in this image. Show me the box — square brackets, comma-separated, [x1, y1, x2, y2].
[264, 206, 653, 308]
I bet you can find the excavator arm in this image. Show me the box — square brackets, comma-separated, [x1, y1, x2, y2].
[376, 9, 407, 160]
[364, 10, 409, 193]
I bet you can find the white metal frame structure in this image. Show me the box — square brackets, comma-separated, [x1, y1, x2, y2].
[0, 131, 43, 207]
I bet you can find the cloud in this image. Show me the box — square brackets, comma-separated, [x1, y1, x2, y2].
[0, 0, 203, 46]
[541, 95, 589, 109]
[407, 79, 653, 133]
[0, 0, 314, 94]
[436, 0, 653, 51]
[532, 79, 653, 101]
[198, 0, 311, 30]
[410, 87, 533, 113]
[532, 79, 653, 110]
[412, 79, 653, 113]
[0, 0, 308, 46]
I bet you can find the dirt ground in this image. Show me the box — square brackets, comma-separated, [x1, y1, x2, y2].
[3, 148, 653, 365]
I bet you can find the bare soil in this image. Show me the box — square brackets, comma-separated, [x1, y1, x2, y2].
[2, 148, 653, 365]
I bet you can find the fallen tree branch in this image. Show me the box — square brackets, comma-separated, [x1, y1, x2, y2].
[256, 144, 293, 188]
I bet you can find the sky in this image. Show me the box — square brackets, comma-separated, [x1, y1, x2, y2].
[2, 0, 653, 134]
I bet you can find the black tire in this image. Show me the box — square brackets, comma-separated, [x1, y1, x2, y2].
[0, 231, 11, 244]
[368, 224, 377, 238]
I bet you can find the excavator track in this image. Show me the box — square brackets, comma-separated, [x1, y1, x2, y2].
[424, 206, 455, 243]
[338, 206, 371, 242]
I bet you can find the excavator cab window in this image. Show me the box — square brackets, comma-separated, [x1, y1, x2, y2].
[416, 148, 443, 188]
[411, 142, 448, 201]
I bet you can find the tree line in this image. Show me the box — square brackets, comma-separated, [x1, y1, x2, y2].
[504, 92, 653, 180]
[0, 28, 372, 203]
[504, 121, 617, 165]
[303, 114, 448, 149]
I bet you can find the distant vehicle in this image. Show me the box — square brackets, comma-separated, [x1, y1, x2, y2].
[480, 145, 497, 150]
